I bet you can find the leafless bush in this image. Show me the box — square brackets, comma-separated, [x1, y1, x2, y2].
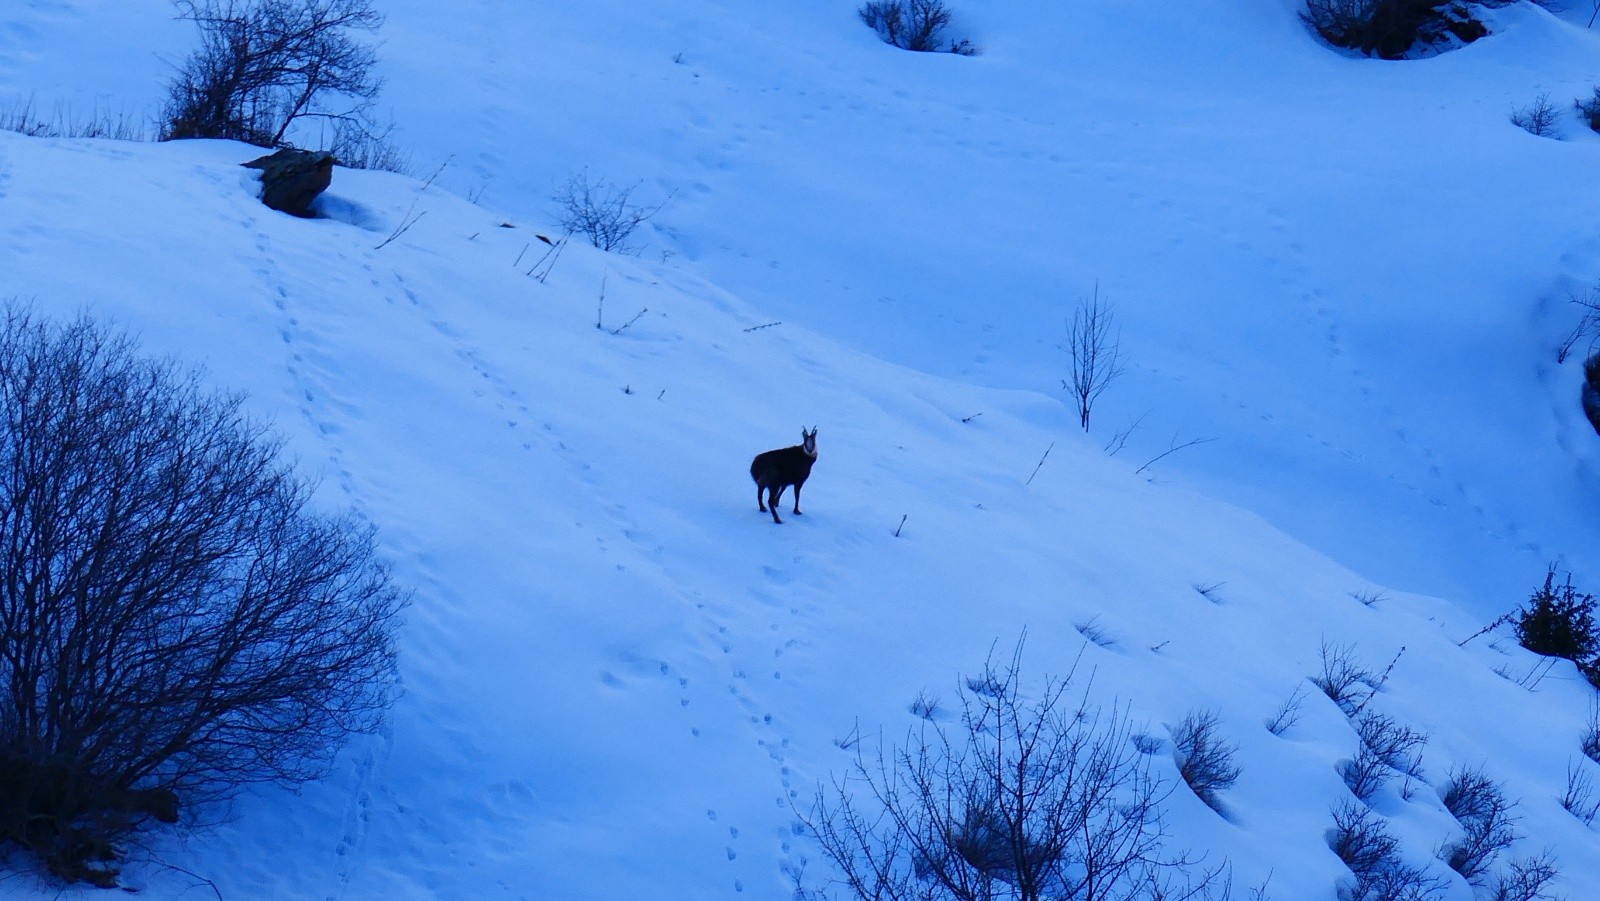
[1438, 766, 1518, 884]
[1074, 616, 1118, 649]
[1341, 712, 1427, 803]
[1313, 640, 1377, 716]
[1584, 699, 1600, 764]
[1327, 802, 1447, 901]
[1560, 760, 1599, 826]
[1487, 853, 1561, 901]
[553, 170, 667, 254]
[325, 116, 408, 173]
[1171, 710, 1241, 812]
[1576, 87, 1600, 133]
[0, 309, 403, 886]
[1266, 685, 1308, 737]
[1511, 94, 1560, 138]
[909, 690, 944, 722]
[1555, 288, 1600, 364]
[161, 0, 383, 147]
[858, 0, 977, 55]
[1301, 0, 1452, 59]
[805, 645, 1229, 900]
[1063, 285, 1124, 432]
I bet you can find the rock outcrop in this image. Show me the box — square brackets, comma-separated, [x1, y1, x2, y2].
[242, 149, 335, 218]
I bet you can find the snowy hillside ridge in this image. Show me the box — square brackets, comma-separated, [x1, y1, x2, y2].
[1, 0, 1599, 897]
[0, 122, 1594, 899]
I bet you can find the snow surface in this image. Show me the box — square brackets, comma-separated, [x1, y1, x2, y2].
[2, 1, 1600, 899]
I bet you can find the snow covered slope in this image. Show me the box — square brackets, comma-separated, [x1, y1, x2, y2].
[2, 1, 1600, 899]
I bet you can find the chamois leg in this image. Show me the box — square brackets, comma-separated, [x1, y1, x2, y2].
[757, 482, 767, 512]
[792, 483, 803, 515]
[767, 486, 785, 524]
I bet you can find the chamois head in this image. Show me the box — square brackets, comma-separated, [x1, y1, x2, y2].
[801, 427, 818, 456]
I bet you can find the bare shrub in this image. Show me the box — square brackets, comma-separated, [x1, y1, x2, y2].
[1555, 288, 1600, 364]
[1074, 616, 1117, 649]
[1487, 853, 1561, 901]
[1171, 710, 1241, 812]
[805, 645, 1229, 900]
[1340, 712, 1426, 802]
[909, 690, 943, 721]
[1560, 760, 1599, 826]
[162, 0, 384, 147]
[1511, 94, 1560, 138]
[1584, 698, 1600, 764]
[0, 309, 404, 886]
[325, 116, 408, 173]
[858, 0, 977, 55]
[553, 170, 667, 254]
[1577, 88, 1600, 133]
[1312, 640, 1376, 716]
[1265, 685, 1308, 737]
[1062, 285, 1124, 432]
[1327, 802, 1447, 901]
[1438, 766, 1518, 884]
[1301, 0, 1453, 59]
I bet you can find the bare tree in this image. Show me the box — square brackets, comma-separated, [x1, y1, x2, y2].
[161, 0, 384, 147]
[805, 643, 1228, 901]
[0, 310, 403, 886]
[1063, 286, 1124, 432]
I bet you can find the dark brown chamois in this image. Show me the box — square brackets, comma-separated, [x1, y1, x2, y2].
[750, 427, 817, 524]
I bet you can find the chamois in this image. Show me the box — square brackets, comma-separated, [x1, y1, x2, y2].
[750, 428, 817, 524]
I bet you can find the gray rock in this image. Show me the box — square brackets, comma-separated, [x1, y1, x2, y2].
[242, 149, 336, 218]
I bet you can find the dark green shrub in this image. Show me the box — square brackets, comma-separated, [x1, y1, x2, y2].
[1516, 567, 1599, 665]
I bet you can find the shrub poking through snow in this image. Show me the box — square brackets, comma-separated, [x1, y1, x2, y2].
[1577, 88, 1600, 133]
[1584, 701, 1600, 765]
[0, 309, 404, 886]
[1341, 712, 1427, 802]
[1438, 766, 1518, 884]
[552, 170, 667, 254]
[1266, 685, 1308, 736]
[1301, 0, 1486, 60]
[1328, 801, 1447, 901]
[1063, 285, 1124, 433]
[1510, 94, 1561, 138]
[1515, 567, 1599, 671]
[1313, 640, 1378, 715]
[1487, 853, 1561, 901]
[1583, 352, 1600, 439]
[1172, 709, 1241, 812]
[857, 1, 977, 55]
[806, 644, 1230, 901]
[162, 0, 385, 147]
[1560, 760, 1599, 826]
